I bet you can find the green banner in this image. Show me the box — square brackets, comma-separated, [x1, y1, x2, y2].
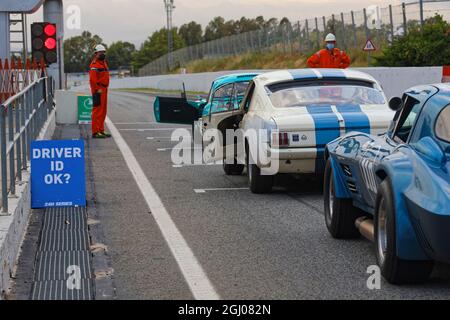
[78, 95, 93, 124]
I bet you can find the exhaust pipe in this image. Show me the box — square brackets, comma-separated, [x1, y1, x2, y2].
[355, 217, 374, 242]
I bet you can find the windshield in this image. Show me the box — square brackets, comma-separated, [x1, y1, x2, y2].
[268, 85, 386, 108]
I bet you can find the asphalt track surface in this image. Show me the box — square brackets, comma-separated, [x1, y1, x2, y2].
[88, 90, 450, 300]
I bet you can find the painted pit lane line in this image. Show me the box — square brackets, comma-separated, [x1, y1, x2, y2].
[172, 162, 223, 168]
[194, 187, 249, 193]
[115, 122, 177, 125]
[106, 117, 220, 300]
[119, 128, 181, 132]
[147, 136, 191, 140]
[157, 147, 202, 152]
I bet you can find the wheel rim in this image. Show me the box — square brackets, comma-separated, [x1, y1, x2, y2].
[377, 197, 388, 265]
[328, 173, 335, 220]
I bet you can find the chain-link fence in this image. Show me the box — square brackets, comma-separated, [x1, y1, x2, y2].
[139, 1, 450, 76]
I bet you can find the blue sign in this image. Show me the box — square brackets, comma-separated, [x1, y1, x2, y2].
[31, 140, 86, 208]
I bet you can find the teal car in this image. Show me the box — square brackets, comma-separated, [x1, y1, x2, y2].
[154, 72, 259, 174]
[153, 73, 260, 125]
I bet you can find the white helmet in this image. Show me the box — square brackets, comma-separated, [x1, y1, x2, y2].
[94, 44, 107, 53]
[324, 33, 336, 42]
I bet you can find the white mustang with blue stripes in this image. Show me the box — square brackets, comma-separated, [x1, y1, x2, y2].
[237, 69, 394, 193]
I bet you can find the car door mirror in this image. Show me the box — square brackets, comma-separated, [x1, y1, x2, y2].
[388, 97, 403, 112]
[414, 136, 446, 165]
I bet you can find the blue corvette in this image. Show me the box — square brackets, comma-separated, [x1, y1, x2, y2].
[324, 83, 450, 284]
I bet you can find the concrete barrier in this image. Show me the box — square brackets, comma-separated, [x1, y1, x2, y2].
[55, 90, 78, 124]
[75, 67, 444, 99]
[0, 109, 56, 299]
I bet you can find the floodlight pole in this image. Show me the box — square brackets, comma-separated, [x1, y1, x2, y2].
[164, 0, 174, 70]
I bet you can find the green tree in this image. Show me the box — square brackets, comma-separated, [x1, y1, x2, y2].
[132, 28, 185, 71]
[234, 17, 260, 33]
[375, 15, 450, 66]
[179, 21, 203, 46]
[204, 17, 227, 41]
[64, 31, 103, 73]
[107, 41, 136, 70]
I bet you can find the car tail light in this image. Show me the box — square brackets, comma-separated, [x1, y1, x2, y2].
[271, 132, 289, 148]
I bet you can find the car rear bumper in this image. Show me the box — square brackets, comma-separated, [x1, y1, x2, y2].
[258, 146, 323, 174]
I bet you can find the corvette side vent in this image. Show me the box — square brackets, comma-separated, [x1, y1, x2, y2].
[347, 181, 358, 193]
[411, 217, 434, 254]
[341, 164, 353, 177]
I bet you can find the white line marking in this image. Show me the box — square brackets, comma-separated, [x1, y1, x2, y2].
[106, 117, 220, 300]
[158, 147, 201, 152]
[120, 128, 181, 132]
[194, 187, 248, 193]
[115, 122, 177, 125]
[173, 162, 223, 168]
[147, 136, 191, 140]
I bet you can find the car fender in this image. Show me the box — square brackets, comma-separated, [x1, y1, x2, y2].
[376, 150, 429, 261]
[328, 154, 352, 199]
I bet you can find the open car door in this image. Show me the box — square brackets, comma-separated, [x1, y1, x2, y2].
[202, 82, 249, 163]
[154, 96, 199, 125]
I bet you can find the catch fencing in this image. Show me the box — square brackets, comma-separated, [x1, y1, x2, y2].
[139, 0, 450, 76]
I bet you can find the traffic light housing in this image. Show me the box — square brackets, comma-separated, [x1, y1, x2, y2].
[31, 22, 57, 65]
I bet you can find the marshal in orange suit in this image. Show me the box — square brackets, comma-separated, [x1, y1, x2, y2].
[89, 44, 111, 139]
[307, 33, 350, 69]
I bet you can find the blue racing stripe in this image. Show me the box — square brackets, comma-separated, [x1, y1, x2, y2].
[306, 105, 341, 174]
[288, 69, 319, 80]
[317, 69, 346, 79]
[335, 104, 371, 134]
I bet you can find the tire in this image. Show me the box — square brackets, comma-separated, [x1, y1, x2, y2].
[374, 178, 434, 284]
[324, 158, 362, 239]
[246, 142, 273, 194]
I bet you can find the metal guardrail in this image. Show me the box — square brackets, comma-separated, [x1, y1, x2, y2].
[0, 76, 54, 213]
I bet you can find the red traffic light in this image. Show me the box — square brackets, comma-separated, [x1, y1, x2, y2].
[31, 22, 58, 65]
[44, 24, 56, 37]
[45, 38, 57, 50]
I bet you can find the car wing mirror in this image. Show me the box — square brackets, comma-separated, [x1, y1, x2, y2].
[414, 137, 446, 165]
[388, 97, 403, 112]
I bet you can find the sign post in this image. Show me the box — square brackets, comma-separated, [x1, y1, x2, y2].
[31, 140, 86, 208]
[363, 39, 376, 66]
[78, 95, 93, 124]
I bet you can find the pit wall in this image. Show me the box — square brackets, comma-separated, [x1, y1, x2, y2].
[73, 67, 444, 99]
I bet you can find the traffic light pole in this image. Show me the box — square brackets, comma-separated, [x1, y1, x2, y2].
[43, 0, 64, 89]
[0, 13, 10, 61]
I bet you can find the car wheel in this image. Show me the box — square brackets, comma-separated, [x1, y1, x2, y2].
[246, 143, 273, 194]
[324, 158, 362, 239]
[374, 178, 434, 284]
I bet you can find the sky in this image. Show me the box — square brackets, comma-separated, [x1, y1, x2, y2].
[27, 0, 443, 47]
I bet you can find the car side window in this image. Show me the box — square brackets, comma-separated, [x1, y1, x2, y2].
[435, 104, 450, 143]
[241, 82, 255, 112]
[393, 96, 422, 143]
[211, 84, 235, 113]
[233, 82, 250, 110]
